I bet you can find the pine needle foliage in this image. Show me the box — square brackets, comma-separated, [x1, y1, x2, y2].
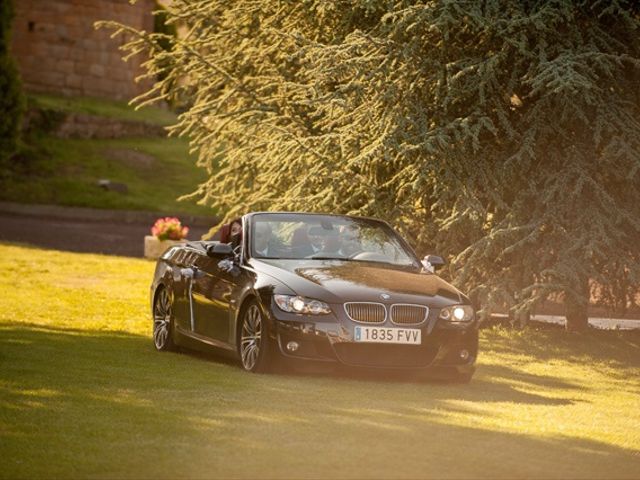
[99, 1, 640, 330]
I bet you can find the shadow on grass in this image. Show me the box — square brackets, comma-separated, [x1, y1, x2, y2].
[1, 323, 639, 479]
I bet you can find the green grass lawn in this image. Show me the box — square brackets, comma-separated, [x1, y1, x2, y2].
[0, 243, 639, 479]
[0, 94, 214, 216]
[2, 136, 212, 215]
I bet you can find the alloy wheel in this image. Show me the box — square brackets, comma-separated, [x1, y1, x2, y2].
[240, 304, 262, 370]
[153, 288, 174, 351]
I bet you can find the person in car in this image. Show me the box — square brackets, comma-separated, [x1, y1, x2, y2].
[253, 222, 284, 257]
[291, 226, 330, 257]
[308, 226, 327, 254]
[336, 225, 363, 257]
[218, 218, 242, 244]
[291, 227, 313, 258]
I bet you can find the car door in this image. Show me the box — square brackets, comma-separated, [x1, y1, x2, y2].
[171, 249, 194, 333]
[191, 252, 235, 344]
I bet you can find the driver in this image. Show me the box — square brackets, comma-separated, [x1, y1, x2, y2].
[308, 226, 327, 254]
[337, 225, 363, 257]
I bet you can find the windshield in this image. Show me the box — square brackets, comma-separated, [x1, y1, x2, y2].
[249, 213, 418, 267]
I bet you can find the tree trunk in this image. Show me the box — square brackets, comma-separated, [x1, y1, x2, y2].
[509, 309, 530, 329]
[517, 310, 530, 329]
[564, 278, 590, 332]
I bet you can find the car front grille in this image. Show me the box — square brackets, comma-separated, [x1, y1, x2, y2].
[344, 302, 386, 324]
[344, 302, 428, 325]
[390, 304, 429, 325]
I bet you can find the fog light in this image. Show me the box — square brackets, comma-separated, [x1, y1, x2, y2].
[286, 341, 299, 352]
[459, 349, 469, 360]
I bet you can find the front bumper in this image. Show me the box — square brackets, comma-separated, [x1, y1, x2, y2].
[270, 302, 478, 371]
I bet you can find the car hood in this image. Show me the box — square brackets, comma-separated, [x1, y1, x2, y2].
[250, 259, 467, 308]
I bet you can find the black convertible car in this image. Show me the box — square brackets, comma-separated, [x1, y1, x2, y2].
[150, 212, 478, 382]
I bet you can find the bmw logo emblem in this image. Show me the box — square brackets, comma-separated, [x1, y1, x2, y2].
[380, 293, 391, 300]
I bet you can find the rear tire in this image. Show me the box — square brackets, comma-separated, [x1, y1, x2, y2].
[153, 287, 176, 351]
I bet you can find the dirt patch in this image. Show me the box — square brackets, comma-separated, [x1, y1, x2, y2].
[103, 148, 156, 169]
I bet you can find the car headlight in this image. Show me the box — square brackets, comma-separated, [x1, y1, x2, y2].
[439, 305, 474, 322]
[274, 294, 331, 315]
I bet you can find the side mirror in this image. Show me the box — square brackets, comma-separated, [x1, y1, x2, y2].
[206, 241, 233, 258]
[422, 254, 445, 273]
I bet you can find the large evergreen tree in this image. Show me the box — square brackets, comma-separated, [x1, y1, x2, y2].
[101, 0, 640, 331]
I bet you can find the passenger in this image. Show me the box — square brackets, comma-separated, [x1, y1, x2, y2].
[218, 218, 242, 244]
[254, 222, 282, 257]
[230, 220, 242, 237]
[292, 225, 334, 258]
[228, 219, 243, 249]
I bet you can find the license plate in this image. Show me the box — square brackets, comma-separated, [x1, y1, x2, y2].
[354, 326, 421, 345]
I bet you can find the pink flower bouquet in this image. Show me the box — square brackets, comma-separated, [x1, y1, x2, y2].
[151, 217, 189, 241]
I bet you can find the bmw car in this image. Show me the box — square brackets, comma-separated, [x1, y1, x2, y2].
[150, 212, 479, 382]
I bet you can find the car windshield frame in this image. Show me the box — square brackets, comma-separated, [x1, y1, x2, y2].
[247, 212, 421, 268]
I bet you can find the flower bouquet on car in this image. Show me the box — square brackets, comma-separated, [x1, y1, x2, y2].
[145, 217, 189, 259]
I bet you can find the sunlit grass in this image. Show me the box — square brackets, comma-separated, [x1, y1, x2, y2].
[0, 243, 639, 479]
[1, 136, 213, 215]
[1, 93, 214, 215]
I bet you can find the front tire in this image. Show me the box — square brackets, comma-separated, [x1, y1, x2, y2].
[153, 287, 176, 351]
[238, 301, 274, 373]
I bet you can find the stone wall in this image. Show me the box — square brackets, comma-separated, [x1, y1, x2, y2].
[11, 0, 155, 101]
